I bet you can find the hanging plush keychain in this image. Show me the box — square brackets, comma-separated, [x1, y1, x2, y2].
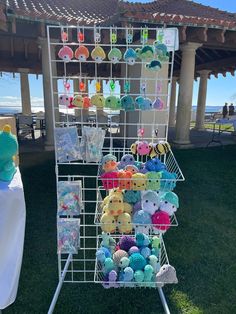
[135, 82, 152, 110]
[124, 27, 137, 66]
[105, 79, 121, 110]
[58, 27, 74, 62]
[152, 82, 164, 109]
[130, 128, 150, 156]
[91, 26, 106, 63]
[59, 78, 73, 108]
[153, 29, 170, 62]
[149, 128, 171, 158]
[108, 27, 122, 64]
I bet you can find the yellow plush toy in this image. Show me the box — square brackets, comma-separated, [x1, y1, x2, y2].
[131, 173, 147, 190]
[91, 94, 105, 109]
[107, 193, 124, 217]
[117, 213, 132, 233]
[100, 212, 116, 233]
[72, 95, 83, 108]
[123, 203, 133, 215]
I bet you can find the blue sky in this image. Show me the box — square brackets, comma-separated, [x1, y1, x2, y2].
[0, 0, 235, 110]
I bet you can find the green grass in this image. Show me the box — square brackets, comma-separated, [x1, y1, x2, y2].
[4, 146, 236, 314]
[190, 122, 234, 132]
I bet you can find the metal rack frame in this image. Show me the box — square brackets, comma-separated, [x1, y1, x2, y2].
[47, 25, 182, 314]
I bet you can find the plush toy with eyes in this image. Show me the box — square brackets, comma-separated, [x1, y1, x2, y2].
[108, 48, 122, 64]
[101, 172, 119, 190]
[91, 94, 105, 109]
[124, 48, 137, 65]
[117, 213, 132, 233]
[91, 46, 106, 63]
[160, 170, 177, 191]
[105, 96, 121, 110]
[131, 173, 147, 190]
[159, 191, 179, 216]
[151, 210, 170, 233]
[121, 95, 135, 111]
[133, 210, 152, 234]
[125, 164, 139, 174]
[156, 264, 178, 284]
[117, 170, 133, 190]
[118, 154, 135, 169]
[58, 46, 74, 62]
[123, 190, 141, 204]
[135, 96, 153, 110]
[100, 212, 117, 233]
[145, 157, 166, 172]
[58, 94, 71, 107]
[102, 154, 118, 172]
[136, 45, 154, 60]
[72, 95, 84, 108]
[149, 141, 171, 158]
[141, 191, 159, 215]
[131, 141, 150, 156]
[107, 192, 124, 217]
[146, 171, 162, 190]
[74, 45, 89, 61]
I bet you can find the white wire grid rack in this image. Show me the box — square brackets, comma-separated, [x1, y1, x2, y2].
[94, 234, 169, 288]
[47, 25, 181, 314]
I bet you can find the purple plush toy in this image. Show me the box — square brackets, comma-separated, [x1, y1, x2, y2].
[118, 154, 135, 169]
[119, 236, 136, 252]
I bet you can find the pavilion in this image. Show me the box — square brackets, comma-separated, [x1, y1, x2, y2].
[0, 0, 236, 148]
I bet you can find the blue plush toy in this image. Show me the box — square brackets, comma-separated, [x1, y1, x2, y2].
[123, 267, 134, 282]
[123, 190, 141, 204]
[100, 246, 112, 258]
[96, 249, 106, 263]
[0, 125, 18, 182]
[135, 233, 150, 247]
[121, 95, 135, 111]
[133, 210, 152, 235]
[124, 48, 137, 65]
[160, 170, 177, 191]
[118, 154, 135, 169]
[141, 190, 159, 215]
[140, 247, 151, 259]
[129, 253, 147, 271]
[135, 96, 153, 110]
[145, 157, 166, 172]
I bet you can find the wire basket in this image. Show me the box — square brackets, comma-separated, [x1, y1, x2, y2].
[94, 187, 178, 235]
[94, 234, 169, 288]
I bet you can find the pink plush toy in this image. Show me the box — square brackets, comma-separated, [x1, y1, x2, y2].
[101, 172, 119, 190]
[58, 94, 71, 107]
[58, 46, 74, 62]
[130, 141, 150, 156]
[151, 211, 170, 232]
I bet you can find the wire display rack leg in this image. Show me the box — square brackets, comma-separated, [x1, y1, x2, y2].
[48, 254, 72, 314]
[158, 287, 170, 314]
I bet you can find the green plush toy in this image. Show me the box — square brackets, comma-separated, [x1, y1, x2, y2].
[0, 125, 18, 182]
[146, 171, 162, 190]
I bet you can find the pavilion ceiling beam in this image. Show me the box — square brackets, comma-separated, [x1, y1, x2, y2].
[207, 28, 226, 44]
[225, 31, 236, 45]
[198, 48, 214, 61]
[196, 56, 236, 71]
[10, 37, 14, 57]
[195, 52, 205, 63]
[186, 27, 208, 43]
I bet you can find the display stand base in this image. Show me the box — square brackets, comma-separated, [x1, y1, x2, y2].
[48, 254, 171, 314]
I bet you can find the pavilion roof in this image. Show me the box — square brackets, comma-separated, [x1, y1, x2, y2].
[2, 0, 236, 29]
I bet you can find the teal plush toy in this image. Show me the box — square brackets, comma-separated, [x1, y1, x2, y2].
[0, 125, 18, 182]
[134, 270, 144, 283]
[136, 45, 154, 61]
[144, 264, 155, 287]
[146, 171, 162, 190]
[105, 96, 121, 110]
[104, 257, 115, 274]
[121, 95, 135, 111]
[129, 252, 147, 271]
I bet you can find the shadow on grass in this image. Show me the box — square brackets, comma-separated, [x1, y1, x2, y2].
[4, 146, 236, 314]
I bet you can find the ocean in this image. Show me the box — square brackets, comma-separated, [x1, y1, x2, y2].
[0, 105, 223, 115]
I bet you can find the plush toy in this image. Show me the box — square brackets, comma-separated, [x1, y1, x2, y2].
[136, 45, 154, 60]
[151, 236, 160, 257]
[146, 171, 162, 190]
[91, 46, 106, 63]
[128, 246, 139, 255]
[152, 97, 164, 110]
[141, 191, 159, 215]
[125, 165, 139, 174]
[153, 42, 169, 61]
[117, 170, 132, 190]
[135, 96, 153, 110]
[148, 255, 159, 273]
[102, 154, 118, 172]
[96, 249, 106, 263]
[101, 172, 119, 190]
[140, 247, 151, 259]
[119, 236, 136, 252]
[144, 264, 154, 283]
[105, 96, 121, 110]
[101, 232, 116, 253]
[123, 267, 134, 282]
[118, 154, 135, 169]
[131, 173, 147, 190]
[145, 60, 162, 71]
[135, 161, 148, 174]
[0, 125, 18, 182]
[149, 141, 171, 158]
[103, 270, 119, 289]
[119, 256, 130, 269]
[134, 270, 144, 283]
[91, 94, 105, 109]
[108, 48, 122, 64]
[135, 233, 150, 247]
[145, 157, 166, 172]
[72, 95, 84, 108]
[123, 190, 141, 204]
[124, 48, 137, 65]
[121, 95, 135, 111]
[133, 210, 152, 226]
[160, 170, 177, 191]
[123, 203, 133, 215]
[159, 191, 179, 216]
[117, 213, 132, 233]
[104, 257, 115, 274]
[130, 141, 150, 156]
[58, 94, 71, 107]
[129, 253, 147, 271]
[74, 45, 89, 61]
[83, 97, 91, 109]
[100, 212, 116, 233]
[107, 192, 124, 217]
[113, 249, 129, 266]
[156, 264, 178, 284]
[133, 201, 142, 213]
[151, 211, 170, 233]
[100, 246, 112, 258]
[58, 46, 73, 62]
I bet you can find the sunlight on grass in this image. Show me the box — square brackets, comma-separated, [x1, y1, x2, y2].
[171, 290, 204, 314]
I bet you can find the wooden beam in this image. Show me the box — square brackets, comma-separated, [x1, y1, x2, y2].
[196, 56, 236, 71]
[10, 37, 14, 57]
[207, 28, 226, 44]
[198, 48, 214, 61]
[186, 26, 208, 42]
[225, 31, 236, 45]
[195, 51, 205, 63]
[24, 39, 28, 59]
[37, 22, 46, 38]
[178, 26, 187, 42]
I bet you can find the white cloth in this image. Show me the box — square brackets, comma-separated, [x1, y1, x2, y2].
[216, 117, 236, 130]
[0, 168, 26, 309]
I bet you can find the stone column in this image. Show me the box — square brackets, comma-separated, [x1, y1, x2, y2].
[195, 70, 210, 130]
[19, 69, 31, 115]
[38, 37, 58, 150]
[168, 77, 178, 127]
[174, 42, 202, 145]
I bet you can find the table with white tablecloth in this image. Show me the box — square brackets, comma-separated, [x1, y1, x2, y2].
[0, 168, 26, 309]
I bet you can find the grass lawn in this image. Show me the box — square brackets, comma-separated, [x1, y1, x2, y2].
[190, 122, 234, 132]
[3, 145, 236, 314]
